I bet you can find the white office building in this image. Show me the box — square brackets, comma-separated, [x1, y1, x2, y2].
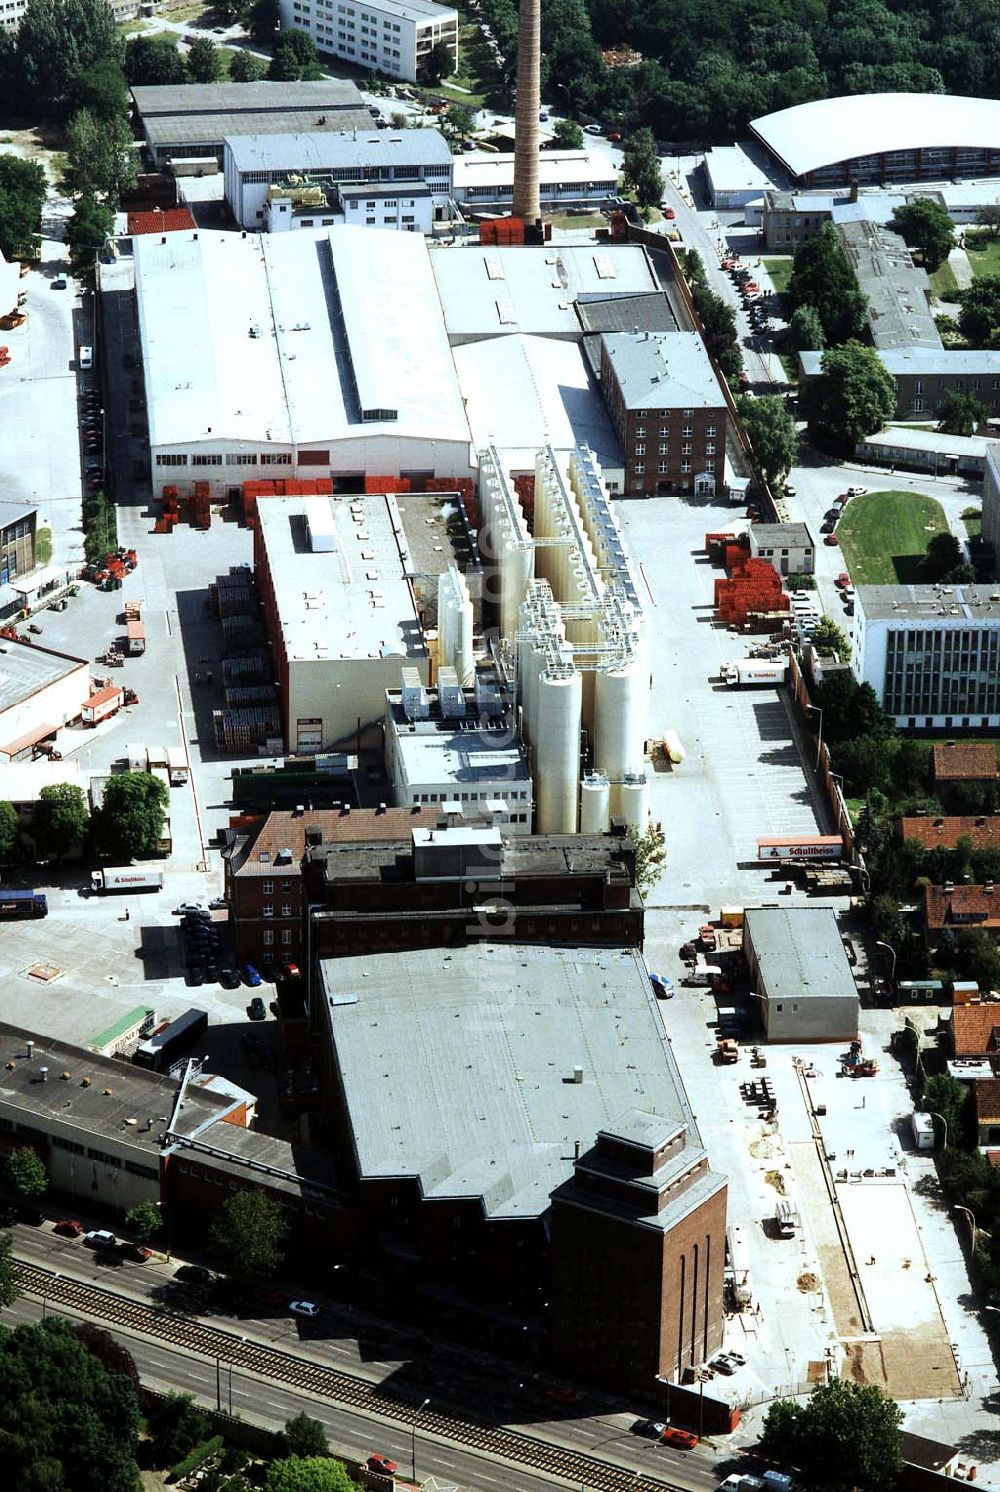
[853, 584, 1000, 728]
[280, 0, 458, 84]
[223, 129, 454, 231]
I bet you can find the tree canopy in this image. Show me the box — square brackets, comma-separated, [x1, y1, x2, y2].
[8, 0, 121, 117]
[891, 198, 954, 270]
[814, 670, 893, 746]
[802, 341, 897, 453]
[209, 1189, 289, 1281]
[0, 1232, 19, 1311]
[268, 28, 321, 81]
[0, 800, 18, 858]
[94, 771, 168, 861]
[938, 389, 986, 436]
[187, 37, 222, 84]
[920, 530, 974, 583]
[146, 1391, 207, 1467]
[786, 224, 868, 346]
[809, 615, 850, 657]
[124, 1201, 163, 1246]
[266, 1458, 361, 1492]
[737, 393, 798, 485]
[0, 154, 47, 260]
[760, 1378, 903, 1492]
[33, 783, 88, 860]
[4, 1146, 47, 1201]
[282, 1413, 330, 1459]
[229, 49, 269, 83]
[958, 274, 1000, 346]
[67, 195, 115, 278]
[621, 128, 663, 210]
[124, 34, 186, 86]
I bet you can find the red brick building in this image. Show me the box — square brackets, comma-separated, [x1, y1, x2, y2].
[923, 883, 1000, 938]
[598, 331, 727, 498]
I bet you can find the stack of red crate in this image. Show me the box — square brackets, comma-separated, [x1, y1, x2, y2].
[715, 556, 784, 626]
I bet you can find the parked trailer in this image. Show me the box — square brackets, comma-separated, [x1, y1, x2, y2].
[722, 658, 787, 687]
[726, 1222, 752, 1307]
[166, 746, 189, 786]
[126, 619, 145, 655]
[133, 1007, 208, 1072]
[90, 867, 164, 893]
[146, 744, 168, 770]
[0, 889, 47, 919]
[81, 684, 124, 727]
[757, 835, 843, 862]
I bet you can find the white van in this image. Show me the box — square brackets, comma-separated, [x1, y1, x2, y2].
[79, 344, 93, 370]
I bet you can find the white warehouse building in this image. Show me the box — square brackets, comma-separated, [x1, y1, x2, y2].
[131, 226, 474, 499]
[853, 584, 1000, 729]
[222, 128, 455, 231]
[279, 0, 458, 84]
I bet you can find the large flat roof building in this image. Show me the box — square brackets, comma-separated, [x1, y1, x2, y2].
[751, 93, 1000, 188]
[853, 584, 1000, 728]
[131, 80, 372, 168]
[0, 640, 90, 761]
[278, 0, 457, 85]
[743, 906, 859, 1042]
[132, 227, 473, 498]
[453, 149, 618, 212]
[254, 493, 428, 753]
[837, 218, 940, 351]
[799, 346, 1000, 421]
[318, 941, 727, 1388]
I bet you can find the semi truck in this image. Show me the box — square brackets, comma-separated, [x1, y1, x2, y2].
[90, 867, 164, 893]
[0, 889, 48, 919]
[166, 746, 188, 786]
[722, 658, 787, 687]
[81, 684, 124, 727]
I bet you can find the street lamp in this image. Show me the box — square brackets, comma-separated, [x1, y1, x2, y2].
[874, 940, 897, 989]
[654, 1372, 671, 1416]
[926, 1110, 948, 1149]
[955, 1204, 978, 1254]
[411, 1396, 430, 1483]
[808, 705, 823, 770]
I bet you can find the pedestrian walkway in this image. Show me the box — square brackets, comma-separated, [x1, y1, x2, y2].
[948, 245, 974, 291]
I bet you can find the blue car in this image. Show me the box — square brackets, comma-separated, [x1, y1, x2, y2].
[649, 971, 674, 999]
[242, 963, 263, 987]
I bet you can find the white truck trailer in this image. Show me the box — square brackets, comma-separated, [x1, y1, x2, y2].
[90, 867, 164, 893]
[722, 658, 787, 687]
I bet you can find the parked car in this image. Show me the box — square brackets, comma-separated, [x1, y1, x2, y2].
[633, 1419, 666, 1439]
[248, 996, 267, 1021]
[218, 965, 241, 989]
[280, 960, 301, 980]
[367, 1456, 399, 1475]
[289, 1300, 319, 1318]
[243, 963, 263, 987]
[824, 533, 840, 546]
[661, 1426, 699, 1450]
[710, 1354, 737, 1375]
[118, 1242, 152, 1262]
[174, 903, 207, 915]
[51, 277, 67, 289]
[836, 572, 851, 587]
[847, 485, 868, 497]
[84, 1229, 116, 1249]
[649, 972, 674, 999]
[543, 1383, 584, 1404]
[175, 1264, 213, 1288]
[584, 123, 602, 135]
[208, 897, 227, 910]
[820, 520, 834, 534]
[54, 1219, 83, 1237]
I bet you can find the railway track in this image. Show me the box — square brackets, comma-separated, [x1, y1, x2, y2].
[17, 1261, 689, 1492]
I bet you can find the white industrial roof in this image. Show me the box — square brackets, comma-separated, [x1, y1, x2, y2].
[453, 148, 618, 191]
[453, 335, 622, 475]
[133, 227, 471, 454]
[703, 145, 775, 193]
[431, 243, 659, 341]
[751, 93, 1000, 179]
[224, 127, 453, 175]
[255, 494, 425, 664]
[0, 759, 82, 802]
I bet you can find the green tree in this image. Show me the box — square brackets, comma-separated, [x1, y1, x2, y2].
[956, 928, 1000, 992]
[209, 1189, 288, 1281]
[627, 819, 666, 896]
[0, 801, 18, 858]
[737, 393, 798, 485]
[243, 0, 279, 45]
[920, 531, 967, 582]
[787, 303, 826, 353]
[124, 34, 187, 86]
[4, 1146, 47, 1201]
[787, 223, 868, 346]
[67, 194, 115, 278]
[814, 671, 893, 745]
[553, 118, 584, 148]
[187, 36, 222, 83]
[124, 1201, 163, 1246]
[0, 1232, 19, 1310]
[73, 57, 129, 122]
[0, 155, 47, 260]
[444, 102, 475, 139]
[66, 108, 137, 205]
[148, 1391, 207, 1467]
[13, 0, 122, 118]
[692, 282, 742, 379]
[938, 389, 986, 437]
[95, 771, 169, 861]
[269, 28, 320, 81]
[922, 1073, 968, 1149]
[760, 1378, 903, 1492]
[622, 127, 663, 211]
[424, 37, 454, 83]
[975, 206, 1000, 240]
[267, 1458, 360, 1492]
[282, 1413, 330, 1459]
[802, 341, 897, 454]
[229, 49, 269, 82]
[958, 275, 1000, 346]
[33, 782, 88, 860]
[810, 616, 850, 656]
[891, 198, 954, 270]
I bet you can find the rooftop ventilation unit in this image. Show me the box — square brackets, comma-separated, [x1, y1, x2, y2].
[438, 666, 466, 718]
[400, 666, 429, 720]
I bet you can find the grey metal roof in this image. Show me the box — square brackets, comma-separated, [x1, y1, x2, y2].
[0, 500, 37, 535]
[132, 80, 364, 118]
[751, 522, 814, 548]
[799, 346, 1000, 378]
[0, 640, 85, 716]
[143, 109, 374, 149]
[836, 219, 940, 352]
[601, 330, 725, 411]
[745, 907, 858, 1003]
[319, 942, 701, 1219]
[575, 291, 678, 337]
[856, 583, 1000, 622]
[225, 128, 453, 174]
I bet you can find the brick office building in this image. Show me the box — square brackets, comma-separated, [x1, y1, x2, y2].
[597, 331, 727, 498]
[224, 809, 643, 969]
[318, 943, 726, 1389]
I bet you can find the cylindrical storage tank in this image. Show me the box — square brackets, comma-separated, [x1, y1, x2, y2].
[663, 728, 686, 764]
[535, 668, 582, 834]
[594, 657, 647, 779]
[502, 539, 534, 644]
[615, 772, 650, 832]
[580, 771, 611, 833]
[451, 592, 474, 686]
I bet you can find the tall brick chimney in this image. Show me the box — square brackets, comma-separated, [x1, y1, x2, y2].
[512, 0, 541, 226]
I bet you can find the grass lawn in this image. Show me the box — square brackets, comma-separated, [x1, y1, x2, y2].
[762, 257, 793, 295]
[836, 489, 949, 585]
[963, 505, 983, 541]
[928, 260, 958, 299]
[545, 212, 604, 231]
[965, 233, 1000, 278]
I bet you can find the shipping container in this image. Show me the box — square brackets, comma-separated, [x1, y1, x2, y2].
[166, 746, 189, 786]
